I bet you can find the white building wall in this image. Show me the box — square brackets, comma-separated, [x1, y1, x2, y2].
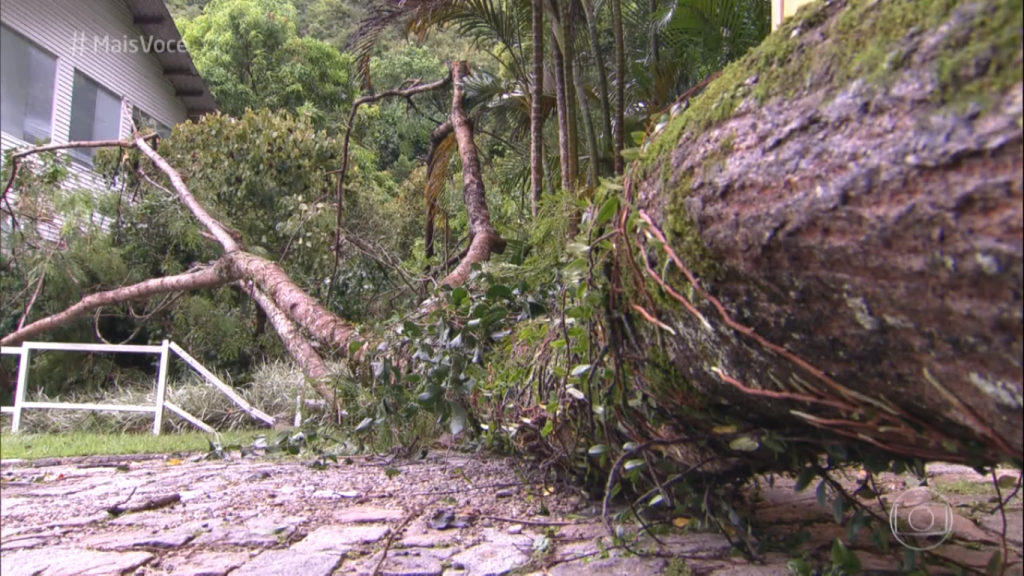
[2, 0, 190, 239]
[0, 0, 187, 146]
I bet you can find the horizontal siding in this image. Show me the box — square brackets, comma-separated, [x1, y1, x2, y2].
[2, 132, 117, 243]
[0, 0, 187, 141]
[2, 0, 180, 245]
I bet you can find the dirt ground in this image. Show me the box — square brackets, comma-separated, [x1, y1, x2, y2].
[1, 450, 1021, 576]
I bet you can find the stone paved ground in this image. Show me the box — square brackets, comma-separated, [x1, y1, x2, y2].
[1, 452, 1021, 576]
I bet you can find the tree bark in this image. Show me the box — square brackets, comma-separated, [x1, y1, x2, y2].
[623, 0, 1023, 463]
[1, 264, 238, 347]
[244, 281, 337, 410]
[611, 0, 626, 175]
[583, 0, 613, 162]
[438, 62, 506, 288]
[531, 0, 545, 217]
[551, 24, 573, 195]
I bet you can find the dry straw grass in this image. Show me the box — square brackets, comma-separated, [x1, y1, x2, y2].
[1, 360, 338, 434]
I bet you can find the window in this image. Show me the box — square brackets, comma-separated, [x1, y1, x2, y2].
[132, 107, 172, 139]
[0, 24, 57, 143]
[69, 71, 122, 165]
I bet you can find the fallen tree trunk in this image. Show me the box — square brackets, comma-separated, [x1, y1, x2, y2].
[620, 0, 1022, 465]
[2, 62, 502, 409]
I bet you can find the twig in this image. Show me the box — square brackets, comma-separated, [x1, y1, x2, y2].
[103, 487, 137, 514]
[16, 240, 61, 330]
[106, 493, 181, 516]
[992, 469, 1011, 576]
[372, 499, 439, 576]
[993, 471, 1023, 512]
[601, 434, 732, 534]
[479, 515, 583, 527]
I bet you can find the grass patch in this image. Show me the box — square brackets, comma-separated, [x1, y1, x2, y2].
[0, 430, 262, 460]
[933, 477, 999, 496]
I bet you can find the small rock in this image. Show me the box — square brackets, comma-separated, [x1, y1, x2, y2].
[333, 506, 406, 523]
[507, 525, 523, 535]
[377, 554, 443, 576]
[0, 547, 153, 576]
[495, 489, 515, 498]
[291, 525, 390, 552]
[980, 511, 1023, 546]
[546, 557, 668, 576]
[231, 550, 342, 576]
[451, 542, 529, 576]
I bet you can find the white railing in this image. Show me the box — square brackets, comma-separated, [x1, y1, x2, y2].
[0, 339, 275, 434]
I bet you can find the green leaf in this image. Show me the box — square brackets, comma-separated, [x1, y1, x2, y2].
[848, 508, 866, 544]
[728, 436, 759, 452]
[787, 559, 812, 576]
[566, 387, 586, 400]
[481, 306, 508, 328]
[831, 538, 863, 574]
[486, 284, 513, 300]
[417, 384, 441, 403]
[620, 147, 642, 161]
[794, 468, 817, 492]
[451, 287, 469, 306]
[986, 550, 1003, 576]
[624, 459, 646, 471]
[403, 321, 422, 338]
[588, 444, 610, 456]
[571, 364, 592, 377]
[354, 417, 374, 432]
[449, 402, 468, 436]
[816, 480, 827, 507]
[594, 196, 620, 227]
[541, 420, 554, 438]
[630, 131, 647, 146]
[348, 340, 364, 355]
[832, 494, 845, 524]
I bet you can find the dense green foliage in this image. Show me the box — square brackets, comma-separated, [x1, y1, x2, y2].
[179, 0, 354, 126]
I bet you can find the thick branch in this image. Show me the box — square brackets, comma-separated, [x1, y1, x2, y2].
[439, 62, 506, 288]
[134, 136, 241, 252]
[244, 282, 337, 408]
[1, 264, 236, 346]
[134, 135, 357, 352]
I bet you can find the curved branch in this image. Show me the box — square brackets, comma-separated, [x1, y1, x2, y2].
[2, 135, 158, 205]
[329, 74, 453, 301]
[439, 61, 506, 287]
[1, 264, 236, 346]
